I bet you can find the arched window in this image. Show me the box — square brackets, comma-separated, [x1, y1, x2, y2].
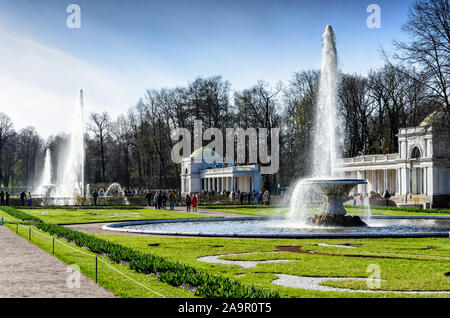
[410, 147, 421, 159]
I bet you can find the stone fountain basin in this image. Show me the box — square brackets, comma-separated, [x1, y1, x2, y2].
[300, 178, 368, 218]
[300, 178, 367, 195]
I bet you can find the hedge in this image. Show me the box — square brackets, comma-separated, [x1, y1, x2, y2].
[344, 204, 450, 214]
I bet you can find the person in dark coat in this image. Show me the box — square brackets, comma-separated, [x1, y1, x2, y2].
[92, 190, 99, 206]
[185, 194, 191, 212]
[5, 192, 9, 206]
[157, 191, 163, 209]
[20, 192, 27, 206]
[145, 190, 152, 207]
[383, 189, 391, 206]
[0, 191, 4, 206]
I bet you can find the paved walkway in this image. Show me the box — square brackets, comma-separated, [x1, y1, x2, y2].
[0, 226, 116, 298]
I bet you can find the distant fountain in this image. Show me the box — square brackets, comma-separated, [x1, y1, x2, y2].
[32, 90, 85, 205]
[85, 183, 91, 205]
[40, 149, 52, 186]
[103, 183, 129, 206]
[53, 89, 85, 205]
[36, 148, 57, 205]
[288, 25, 367, 226]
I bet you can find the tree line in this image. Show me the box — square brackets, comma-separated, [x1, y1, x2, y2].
[0, 0, 448, 191]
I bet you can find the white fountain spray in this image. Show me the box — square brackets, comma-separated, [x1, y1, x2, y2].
[40, 149, 52, 187]
[312, 25, 341, 178]
[55, 89, 85, 204]
[287, 25, 367, 224]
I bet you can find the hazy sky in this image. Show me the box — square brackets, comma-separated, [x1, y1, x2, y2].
[0, 0, 415, 138]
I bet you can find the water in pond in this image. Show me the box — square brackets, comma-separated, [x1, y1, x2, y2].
[114, 217, 450, 236]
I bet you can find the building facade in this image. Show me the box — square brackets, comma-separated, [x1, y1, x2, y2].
[180, 147, 263, 194]
[335, 110, 450, 208]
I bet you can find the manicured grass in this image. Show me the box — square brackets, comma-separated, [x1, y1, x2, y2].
[20, 208, 212, 225]
[98, 234, 450, 298]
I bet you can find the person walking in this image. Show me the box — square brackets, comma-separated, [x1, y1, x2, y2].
[169, 191, 175, 210]
[157, 191, 163, 209]
[239, 191, 243, 205]
[191, 194, 198, 213]
[0, 191, 4, 206]
[145, 190, 152, 207]
[27, 192, 33, 206]
[383, 189, 391, 207]
[92, 190, 99, 206]
[263, 190, 269, 206]
[185, 194, 191, 212]
[5, 192, 9, 206]
[153, 192, 159, 209]
[253, 190, 258, 205]
[20, 191, 27, 206]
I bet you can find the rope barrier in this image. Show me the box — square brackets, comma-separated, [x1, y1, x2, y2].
[97, 256, 166, 298]
[22, 224, 165, 298]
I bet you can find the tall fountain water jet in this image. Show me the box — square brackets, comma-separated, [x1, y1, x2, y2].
[39, 149, 52, 189]
[288, 25, 367, 226]
[313, 25, 340, 177]
[55, 89, 85, 204]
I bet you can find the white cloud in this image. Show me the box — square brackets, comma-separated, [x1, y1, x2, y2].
[0, 28, 149, 138]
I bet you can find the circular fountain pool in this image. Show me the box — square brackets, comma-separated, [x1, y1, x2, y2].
[103, 216, 450, 238]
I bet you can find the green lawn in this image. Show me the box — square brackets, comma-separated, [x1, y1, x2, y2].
[19, 208, 211, 224]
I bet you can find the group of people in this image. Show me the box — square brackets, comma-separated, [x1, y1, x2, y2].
[0, 191, 10, 206]
[238, 190, 271, 206]
[352, 189, 392, 207]
[149, 190, 183, 210]
[184, 193, 198, 212]
[20, 192, 33, 206]
[0, 191, 32, 206]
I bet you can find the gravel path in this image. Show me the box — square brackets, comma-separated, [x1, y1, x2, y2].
[0, 226, 116, 298]
[196, 251, 450, 295]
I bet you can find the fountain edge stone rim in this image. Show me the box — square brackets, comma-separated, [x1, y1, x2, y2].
[102, 216, 450, 239]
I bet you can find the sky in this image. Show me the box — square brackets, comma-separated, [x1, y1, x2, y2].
[0, 0, 416, 138]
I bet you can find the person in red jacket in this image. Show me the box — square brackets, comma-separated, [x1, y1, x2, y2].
[191, 194, 198, 212]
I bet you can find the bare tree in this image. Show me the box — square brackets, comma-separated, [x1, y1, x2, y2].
[0, 112, 14, 186]
[88, 112, 110, 182]
[389, 0, 449, 111]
